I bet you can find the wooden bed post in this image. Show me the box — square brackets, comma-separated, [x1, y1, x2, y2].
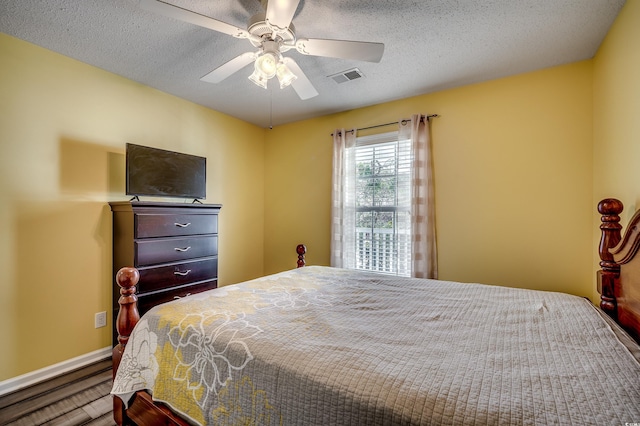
[297, 244, 306, 268]
[112, 267, 140, 426]
[597, 198, 623, 319]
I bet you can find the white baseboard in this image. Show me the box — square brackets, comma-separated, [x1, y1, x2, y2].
[0, 347, 112, 397]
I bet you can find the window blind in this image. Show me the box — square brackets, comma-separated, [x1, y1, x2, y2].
[348, 131, 411, 276]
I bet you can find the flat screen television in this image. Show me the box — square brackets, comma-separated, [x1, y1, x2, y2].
[126, 143, 206, 200]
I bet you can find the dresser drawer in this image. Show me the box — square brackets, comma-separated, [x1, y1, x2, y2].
[137, 258, 218, 294]
[135, 213, 218, 238]
[136, 235, 218, 266]
[137, 280, 218, 314]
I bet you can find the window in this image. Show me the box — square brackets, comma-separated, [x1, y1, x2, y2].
[331, 115, 437, 279]
[347, 132, 411, 276]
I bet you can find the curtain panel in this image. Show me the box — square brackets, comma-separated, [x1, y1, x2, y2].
[400, 115, 437, 279]
[330, 128, 356, 268]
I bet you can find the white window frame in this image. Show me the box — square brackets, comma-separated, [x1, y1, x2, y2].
[345, 131, 412, 277]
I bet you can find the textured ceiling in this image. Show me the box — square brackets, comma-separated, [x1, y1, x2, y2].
[0, 0, 626, 128]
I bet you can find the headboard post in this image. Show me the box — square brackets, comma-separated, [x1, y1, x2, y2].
[297, 244, 307, 268]
[112, 267, 140, 426]
[597, 198, 623, 318]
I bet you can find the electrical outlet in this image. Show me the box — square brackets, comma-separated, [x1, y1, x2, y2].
[95, 311, 107, 328]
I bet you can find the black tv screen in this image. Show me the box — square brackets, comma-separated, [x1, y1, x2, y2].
[126, 143, 206, 200]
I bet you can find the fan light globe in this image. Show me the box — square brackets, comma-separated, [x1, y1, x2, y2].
[255, 52, 278, 78]
[248, 68, 269, 89]
[276, 62, 297, 88]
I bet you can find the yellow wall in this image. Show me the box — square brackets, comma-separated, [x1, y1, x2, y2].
[0, 33, 265, 381]
[265, 61, 594, 299]
[593, 0, 640, 220]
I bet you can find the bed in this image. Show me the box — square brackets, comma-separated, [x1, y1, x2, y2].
[111, 198, 640, 425]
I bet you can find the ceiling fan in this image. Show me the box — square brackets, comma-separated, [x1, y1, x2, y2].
[139, 0, 385, 100]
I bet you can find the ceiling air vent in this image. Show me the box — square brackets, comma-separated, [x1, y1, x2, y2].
[329, 68, 364, 84]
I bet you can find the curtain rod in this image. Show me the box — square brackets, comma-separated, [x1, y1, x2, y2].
[330, 114, 439, 136]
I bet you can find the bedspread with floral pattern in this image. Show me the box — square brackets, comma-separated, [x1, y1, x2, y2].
[112, 266, 640, 425]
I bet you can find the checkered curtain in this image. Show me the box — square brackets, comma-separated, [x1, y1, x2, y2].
[399, 115, 438, 279]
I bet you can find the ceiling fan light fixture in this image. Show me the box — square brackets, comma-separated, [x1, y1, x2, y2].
[276, 62, 297, 88]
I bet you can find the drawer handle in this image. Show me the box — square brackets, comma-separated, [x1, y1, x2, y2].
[174, 246, 191, 252]
[173, 293, 191, 300]
[174, 270, 192, 276]
[174, 222, 191, 228]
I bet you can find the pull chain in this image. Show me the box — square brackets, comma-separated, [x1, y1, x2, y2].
[269, 88, 273, 130]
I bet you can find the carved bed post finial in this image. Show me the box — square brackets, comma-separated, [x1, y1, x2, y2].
[114, 267, 140, 349]
[297, 244, 307, 268]
[112, 267, 140, 426]
[597, 199, 623, 318]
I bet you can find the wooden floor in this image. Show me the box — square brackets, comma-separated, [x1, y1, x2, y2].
[0, 359, 115, 426]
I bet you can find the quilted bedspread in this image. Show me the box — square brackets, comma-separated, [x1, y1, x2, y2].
[112, 266, 640, 425]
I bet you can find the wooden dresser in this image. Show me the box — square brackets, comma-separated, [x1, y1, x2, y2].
[109, 201, 221, 344]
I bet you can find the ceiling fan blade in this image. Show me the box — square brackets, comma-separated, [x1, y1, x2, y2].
[296, 38, 385, 63]
[265, 0, 300, 32]
[139, 0, 249, 38]
[200, 52, 257, 83]
[283, 57, 318, 100]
